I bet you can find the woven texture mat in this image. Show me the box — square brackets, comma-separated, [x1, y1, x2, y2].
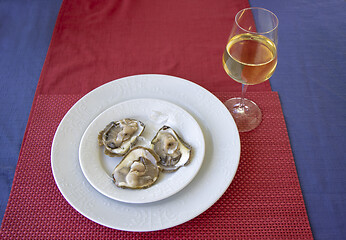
[0, 92, 313, 239]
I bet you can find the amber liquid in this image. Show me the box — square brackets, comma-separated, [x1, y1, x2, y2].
[223, 33, 277, 85]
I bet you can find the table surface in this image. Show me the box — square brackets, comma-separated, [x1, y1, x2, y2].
[0, 0, 345, 239]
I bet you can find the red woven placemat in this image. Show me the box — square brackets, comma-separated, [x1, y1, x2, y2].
[0, 92, 313, 239]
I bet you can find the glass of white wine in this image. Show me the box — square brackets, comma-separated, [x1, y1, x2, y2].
[223, 7, 278, 132]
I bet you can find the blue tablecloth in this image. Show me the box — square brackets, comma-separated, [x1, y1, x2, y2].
[0, 0, 62, 220]
[1, 0, 345, 239]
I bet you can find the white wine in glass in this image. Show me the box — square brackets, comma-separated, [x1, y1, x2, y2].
[223, 8, 278, 132]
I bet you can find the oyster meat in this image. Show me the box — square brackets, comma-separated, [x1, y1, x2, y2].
[112, 146, 160, 189]
[98, 118, 145, 157]
[150, 126, 192, 172]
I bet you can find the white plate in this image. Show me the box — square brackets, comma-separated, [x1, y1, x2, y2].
[51, 74, 240, 232]
[79, 98, 205, 203]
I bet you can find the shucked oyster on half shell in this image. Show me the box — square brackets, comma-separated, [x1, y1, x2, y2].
[150, 126, 192, 172]
[112, 146, 160, 189]
[98, 118, 145, 157]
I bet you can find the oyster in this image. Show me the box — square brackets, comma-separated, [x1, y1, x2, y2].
[150, 126, 192, 172]
[98, 118, 145, 157]
[112, 146, 160, 189]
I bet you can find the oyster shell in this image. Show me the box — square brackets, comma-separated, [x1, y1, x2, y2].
[98, 118, 145, 157]
[112, 146, 160, 189]
[150, 126, 192, 172]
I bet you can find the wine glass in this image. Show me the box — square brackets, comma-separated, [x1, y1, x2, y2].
[222, 7, 278, 132]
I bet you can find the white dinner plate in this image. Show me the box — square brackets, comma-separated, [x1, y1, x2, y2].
[51, 74, 240, 232]
[79, 98, 205, 203]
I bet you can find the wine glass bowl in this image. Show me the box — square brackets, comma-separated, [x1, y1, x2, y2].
[223, 7, 278, 132]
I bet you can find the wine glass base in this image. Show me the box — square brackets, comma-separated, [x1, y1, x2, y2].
[224, 97, 262, 132]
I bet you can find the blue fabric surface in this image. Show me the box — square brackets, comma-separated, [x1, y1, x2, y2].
[250, 0, 346, 239]
[0, 0, 62, 224]
[0, 0, 345, 239]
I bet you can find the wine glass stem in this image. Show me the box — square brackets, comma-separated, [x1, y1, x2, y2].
[240, 84, 248, 108]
